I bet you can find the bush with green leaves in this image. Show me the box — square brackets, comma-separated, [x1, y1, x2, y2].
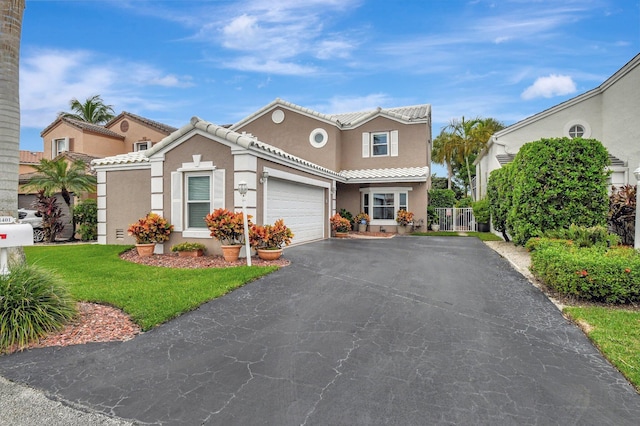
[0, 263, 77, 352]
[471, 198, 490, 223]
[542, 224, 619, 248]
[427, 189, 456, 225]
[487, 165, 513, 242]
[507, 137, 610, 245]
[529, 238, 640, 303]
[73, 198, 98, 241]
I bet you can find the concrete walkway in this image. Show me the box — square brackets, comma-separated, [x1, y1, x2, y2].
[1, 237, 639, 425]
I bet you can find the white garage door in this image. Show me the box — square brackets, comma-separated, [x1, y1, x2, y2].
[266, 178, 325, 244]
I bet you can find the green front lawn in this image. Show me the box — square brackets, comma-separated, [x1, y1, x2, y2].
[564, 306, 640, 391]
[24, 245, 278, 330]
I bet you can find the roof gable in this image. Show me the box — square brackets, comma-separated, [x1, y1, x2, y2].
[105, 111, 178, 135]
[40, 116, 125, 139]
[230, 98, 431, 131]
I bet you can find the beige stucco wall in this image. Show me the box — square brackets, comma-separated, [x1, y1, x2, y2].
[42, 123, 126, 159]
[340, 117, 430, 171]
[107, 117, 173, 152]
[104, 168, 151, 245]
[235, 107, 341, 171]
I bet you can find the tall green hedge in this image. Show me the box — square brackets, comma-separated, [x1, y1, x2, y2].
[505, 137, 609, 245]
[487, 165, 513, 241]
[427, 189, 456, 225]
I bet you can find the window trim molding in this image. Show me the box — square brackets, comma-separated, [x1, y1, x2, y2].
[309, 128, 328, 148]
[360, 186, 412, 225]
[563, 120, 591, 139]
[371, 131, 390, 157]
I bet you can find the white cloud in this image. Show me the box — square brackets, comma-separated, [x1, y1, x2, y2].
[19, 48, 193, 129]
[313, 93, 395, 114]
[521, 74, 577, 100]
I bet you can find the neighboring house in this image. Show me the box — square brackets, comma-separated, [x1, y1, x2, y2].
[475, 53, 640, 199]
[19, 150, 44, 174]
[40, 111, 178, 160]
[92, 99, 432, 254]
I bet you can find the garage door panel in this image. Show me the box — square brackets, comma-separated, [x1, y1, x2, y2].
[266, 179, 325, 244]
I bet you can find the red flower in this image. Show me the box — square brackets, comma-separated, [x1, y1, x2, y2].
[625, 268, 631, 274]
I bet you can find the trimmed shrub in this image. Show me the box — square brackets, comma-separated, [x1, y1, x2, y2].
[73, 198, 98, 241]
[487, 165, 513, 241]
[543, 224, 618, 248]
[507, 137, 610, 245]
[0, 263, 77, 351]
[428, 189, 456, 225]
[471, 198, 490, 223]
[530, 238, 640, 303]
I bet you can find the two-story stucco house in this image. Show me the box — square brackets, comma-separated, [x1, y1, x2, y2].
[475, 53, 640, 200]
[92, 99, 432, 255]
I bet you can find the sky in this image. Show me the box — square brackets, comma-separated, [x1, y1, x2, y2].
[18, 0, 640, 176]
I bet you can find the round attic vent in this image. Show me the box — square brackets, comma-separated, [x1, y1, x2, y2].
[271, 109, 285, 124]
[120, 120, 129, 132]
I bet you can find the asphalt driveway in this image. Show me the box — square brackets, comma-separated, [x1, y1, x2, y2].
[1, 236, 639, 425]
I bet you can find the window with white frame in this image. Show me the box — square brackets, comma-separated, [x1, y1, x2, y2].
[568, 124, 585, 138]
[171, 163, 224, 236]
[372, 132, 389, 156]
[53, 138, 68, 157]
[135, 141, 149, 151]
[186, 174, 211, 228]
[362, 131, 399, 158]
[361, 188, 409, 223]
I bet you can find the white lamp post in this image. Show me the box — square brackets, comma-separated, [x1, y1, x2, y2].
[238, 181, 252, 266]
[634, 167, 640, 250]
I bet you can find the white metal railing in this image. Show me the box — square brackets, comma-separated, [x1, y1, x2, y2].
[435, 207, 476, 232]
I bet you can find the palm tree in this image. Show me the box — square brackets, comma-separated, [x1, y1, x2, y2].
[0, 0, 26, 219]
[432, 131, 457, 189]
[435, 117, 505, 198]
[60, 94, 115, 124]
[23, 158, 97, 240]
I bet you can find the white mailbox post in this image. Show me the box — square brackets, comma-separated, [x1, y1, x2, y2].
[0, 216, 34, 275]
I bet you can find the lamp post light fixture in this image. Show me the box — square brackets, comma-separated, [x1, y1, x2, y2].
[238, 181, 252, 266]
[634, 167, 640, 250]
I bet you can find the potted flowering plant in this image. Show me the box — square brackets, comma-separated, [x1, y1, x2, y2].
[395, 209, 414, 234]
[354, 212, 370, 233]
[204, 208, 252, 262]
[250, 219, 294, 260]
[170, 242, 206, 257]
[127, 213, 174, 256]
[330, 213, 351, 237]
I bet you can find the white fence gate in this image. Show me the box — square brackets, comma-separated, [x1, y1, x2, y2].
[435, 207, 476, 232]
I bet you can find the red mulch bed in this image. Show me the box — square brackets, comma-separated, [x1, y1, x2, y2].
[2, 250, 290, 355]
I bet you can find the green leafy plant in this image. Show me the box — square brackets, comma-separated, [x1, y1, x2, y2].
[529, 238, 640, 303]
[127, 213, 173, 244]
[249, 219, 294, 249]
[542, 224, 618, 248]
[396, 209, 414, 226]
[170, 242, 206, 252]
[506, 137, 610, 245]
[428, 189, 456, 226]
[487, 165, 513, 242]
[32, 189, 65, 242]
[204, 208, 252, 245]
[330, 213, 351, 232]
[354, 212, 371, 225]
[471, 198, 490, 224]
[0, 263, 77, 352]
[73, 198, 98, 241]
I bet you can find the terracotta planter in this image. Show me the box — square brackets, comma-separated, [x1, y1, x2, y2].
[177, 249, 204, 257]
[257, 248, 283, 261]
[135, 243, 156, 257]
[221, 244, 242, 262]
[396, 225, 408, 235]
[358, 223, 367, 233]
[335, 232, 349, 238]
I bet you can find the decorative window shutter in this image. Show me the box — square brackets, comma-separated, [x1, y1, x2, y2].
[171, 171, 183, 231]
[362, 132, 370, 158]
[390, 130, 399, 157]
[213, 169, 225, 209]
[51, 139, 55, 158]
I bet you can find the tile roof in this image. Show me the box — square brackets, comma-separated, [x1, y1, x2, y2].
[106, 112, 178, 134]
[40, 116, 126, 139]
[495, 153, 626, 167]
[19, 150, 44, 164]
[231, 98, 431, 130]
[90, 151, 151, 166]
[339, 167, 430, 182]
